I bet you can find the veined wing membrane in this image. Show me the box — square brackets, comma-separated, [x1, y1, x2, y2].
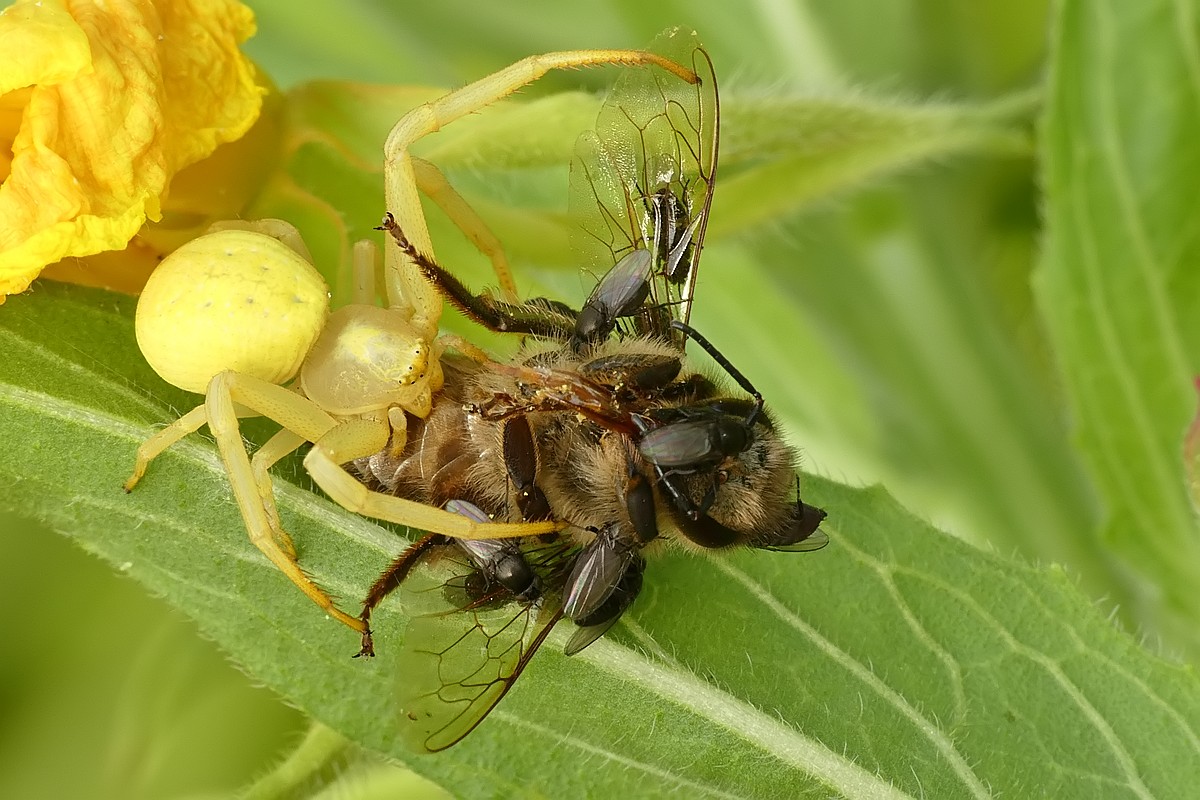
[395, 541, 570, 753]
[569, 28, 719, 342]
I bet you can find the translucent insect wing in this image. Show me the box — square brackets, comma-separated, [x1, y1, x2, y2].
[562, 535, 636, 620]
[394, 546, 565, 752]
[638, 417, 724, 467]
[568, 28, 719, 338]
[764, 529, 831, 553]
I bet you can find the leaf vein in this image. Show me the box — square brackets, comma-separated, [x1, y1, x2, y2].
[1076, 1, 1193, 521]
[0, 327, 165, 420]
[709, 557, 990, 799]
[879, 556, 1155, 799]
[0, 382, 404, 562]
[577, 636, 909, 799]
[493, 712, 749, 800]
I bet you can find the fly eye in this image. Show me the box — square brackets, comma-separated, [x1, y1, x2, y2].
[714, 417, 750, 455]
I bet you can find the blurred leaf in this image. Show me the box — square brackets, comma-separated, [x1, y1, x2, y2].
[1, 282, 1196, 797]
[258, 74, 1037, 306]
[1037, 0, 1200, 657]
[244, 0, 1049, 97]
[0, 512, 304, 800]
[1185, 381, 1200, 514]
[241, 723, 452, 800]
[711, 90, 1037, 235]
[730, 168, 1115, 591]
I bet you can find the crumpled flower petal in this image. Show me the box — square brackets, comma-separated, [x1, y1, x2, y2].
[0, 0, 264, 301]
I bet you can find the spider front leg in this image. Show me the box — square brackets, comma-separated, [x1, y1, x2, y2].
[379, 213, 577, 339]
[412, 158, 519, 303]
[381, 48, 698, 333]
[125, 405, 213, 492]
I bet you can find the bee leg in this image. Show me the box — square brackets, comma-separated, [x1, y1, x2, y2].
[356, 499, 545, 658]
[356, 532, 450, 658]
[580, 352, 682, 392]
[502, 415, 551, 521]
[378, 214, 575, 339]
[624, 469, 660, 544]
[652, 467, 743, 548]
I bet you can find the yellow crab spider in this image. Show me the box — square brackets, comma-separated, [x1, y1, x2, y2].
[125, 46, 699, 636]
[124, 219, 551, 634]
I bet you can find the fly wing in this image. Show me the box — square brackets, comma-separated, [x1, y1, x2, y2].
[569, 28, 719, 344]
[761, 529, 830, 553]
[395, 541, 569, 753]
[637, 418, 718, 467]
[561, 531, 636, 621]
[564, 553, 646, 656]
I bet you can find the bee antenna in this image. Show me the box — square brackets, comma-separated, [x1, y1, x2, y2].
[670, 320, 763, 426]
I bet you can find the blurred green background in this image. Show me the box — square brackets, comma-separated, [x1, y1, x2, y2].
[3, 0, 1067, 797]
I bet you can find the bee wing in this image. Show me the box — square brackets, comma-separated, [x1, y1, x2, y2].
[569, 28, 719, 342]
[395, 542, 569, 753]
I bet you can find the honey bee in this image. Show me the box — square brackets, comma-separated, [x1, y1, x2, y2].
[355, 29, 827, 752]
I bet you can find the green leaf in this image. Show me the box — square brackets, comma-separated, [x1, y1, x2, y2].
[1037, 0, 1200, 655]
[723, 171, 1118, 606]
[262, 78, 1038, 307]
[710, 91, 1038, 236]
[1, 282, 1195, 798]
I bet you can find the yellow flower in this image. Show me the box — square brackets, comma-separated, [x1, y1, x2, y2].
[0, 0, 264, 302]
